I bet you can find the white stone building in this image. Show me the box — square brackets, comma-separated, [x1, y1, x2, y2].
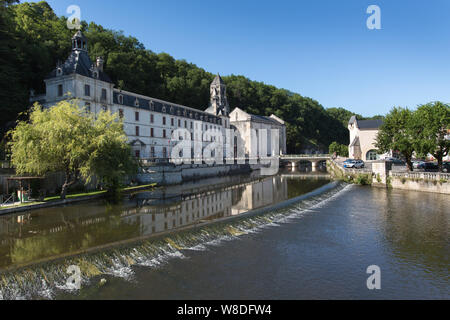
[38, 31, 286, 163]
[348, 116, 385, 160]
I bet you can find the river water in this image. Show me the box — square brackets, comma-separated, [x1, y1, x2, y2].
[0, 169, 448, 300]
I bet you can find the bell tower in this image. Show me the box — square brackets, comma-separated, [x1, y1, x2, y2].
[72, 30, 88, 52]
[209, 74, 229, 116]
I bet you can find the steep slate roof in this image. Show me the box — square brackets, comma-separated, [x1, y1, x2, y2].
[348, 116, 383, 130]
[250, 114, 284, 126]
[211, 74, 225, 85]
[357, 119, 383, 130]
[46, 49, 112, 83]
[349, 136, 360, 147]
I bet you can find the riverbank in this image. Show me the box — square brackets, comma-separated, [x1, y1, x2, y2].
[0, 183, 157, 215]
[328, 159, 450, 194]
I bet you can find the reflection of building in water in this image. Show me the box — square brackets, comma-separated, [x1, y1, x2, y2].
[0, 176, 289, 269]
[232, 176, 288, 215]
[124, 176, 288, 233]
[129, 189, 234, 235]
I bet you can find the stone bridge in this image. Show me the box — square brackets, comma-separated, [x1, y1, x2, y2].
[280, 154, 331, 171]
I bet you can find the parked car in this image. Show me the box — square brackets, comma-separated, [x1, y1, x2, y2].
[418, 162, 438, 171]
[344, 160, 365, 169]
[413, 161, 425, 169]
[442, 162, 450, 173]
[385, 157, 405, 165]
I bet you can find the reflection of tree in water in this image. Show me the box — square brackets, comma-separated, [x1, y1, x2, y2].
[0, 205, 141, 269]
[377, 188, 449, 277]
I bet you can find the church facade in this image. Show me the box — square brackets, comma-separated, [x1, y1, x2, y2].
[38, 31, 286, 163]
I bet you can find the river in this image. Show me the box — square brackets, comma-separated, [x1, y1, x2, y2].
[0, 168, 448, 300]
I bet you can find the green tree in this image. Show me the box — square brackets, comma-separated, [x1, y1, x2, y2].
[413, 102, 450, 172]
[8, 100, 137, 199]
[329, 141, 349, 157]
[375, 107, 416, 171]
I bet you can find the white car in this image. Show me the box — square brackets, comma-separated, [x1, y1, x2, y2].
[344, 160, 365, 169]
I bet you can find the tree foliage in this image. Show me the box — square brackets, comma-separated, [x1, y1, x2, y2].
[375, 107, 416, 171]
[329, 141, 349, 157]
[0, 1, 356, 153]
[412, 102, 450, 171]
[8, 100, 137, 199]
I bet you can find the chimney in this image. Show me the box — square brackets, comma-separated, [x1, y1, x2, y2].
[96, 56, 104, 72]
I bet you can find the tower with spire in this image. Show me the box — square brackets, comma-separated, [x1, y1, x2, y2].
[207, 74, 230, 117]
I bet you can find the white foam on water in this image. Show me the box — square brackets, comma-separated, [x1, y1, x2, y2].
[38, 280, 53, 300]
[185, 244, 207, 251]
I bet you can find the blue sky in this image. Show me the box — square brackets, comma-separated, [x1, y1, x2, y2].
[31, 0, 450, 116]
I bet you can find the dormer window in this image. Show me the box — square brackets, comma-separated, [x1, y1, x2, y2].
[162, 105, 166, 113]
[93, 71, 99, 79]
[149, 100, 154, 110]
[118, 94, 124, 104]
[170, 106, 174, 114]
[134, 98, 139, 107]
[56, 68, 63, 76]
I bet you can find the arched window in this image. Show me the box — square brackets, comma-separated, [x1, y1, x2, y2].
[366, 150, 378, 161]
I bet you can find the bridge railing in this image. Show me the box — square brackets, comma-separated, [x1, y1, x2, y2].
[281, 154, 330, 159]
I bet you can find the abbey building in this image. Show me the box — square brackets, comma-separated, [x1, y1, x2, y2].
[37, 31, 286, 162]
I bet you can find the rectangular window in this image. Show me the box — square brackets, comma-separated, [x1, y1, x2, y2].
[119, 109, 124, 119]
[163, 117, 166, 125]
[150, 114, 154, 123]
[84, 84, 90, 97]
[190, 122, 193, 129]
[150, 128, 154, 137]
[135, 112, 139, 121]
[136, 126, 140, 136]
[171, 118, 174, 126]
[178, 119, 181, 127]
[101, 88, 107, 101]
[151, 147, 155, 158]
[163, 129, 166, 138]
[58, 84, 63, 97]
[135, 150, 140, 158]
[184, 120, 187, 128]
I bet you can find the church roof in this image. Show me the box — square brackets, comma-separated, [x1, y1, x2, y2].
[212, 74, 224, 85]
[250, 114, 284, 125]
[46, 50, 112, 83]
[72, 30, 87, 40]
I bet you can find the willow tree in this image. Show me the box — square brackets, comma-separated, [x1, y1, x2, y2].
[375, 107, 416, 171]
[413, 102, 450, 172]
[8, 100, 137, 199]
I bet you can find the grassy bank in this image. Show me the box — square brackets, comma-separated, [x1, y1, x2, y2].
[0, 183, 157, 212]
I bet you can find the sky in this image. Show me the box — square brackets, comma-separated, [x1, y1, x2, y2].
[28, 0, 450, 116]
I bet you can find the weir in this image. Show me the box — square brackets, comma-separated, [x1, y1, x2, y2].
[0, 174, 346, 300]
